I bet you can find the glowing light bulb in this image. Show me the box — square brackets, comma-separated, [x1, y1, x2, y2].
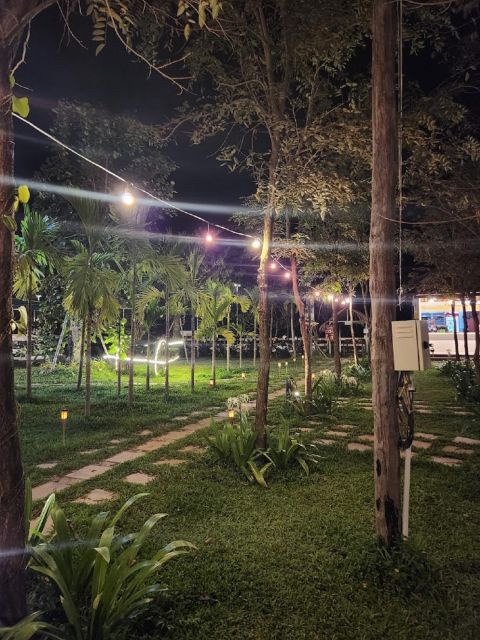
[121, 189, 135, 206]
[328, 294, 334, 301]
[284, 271, 291, 280]
[205, 232, 214, 243]
[269, 261, 277, 270]
[251, 237, 261, 249]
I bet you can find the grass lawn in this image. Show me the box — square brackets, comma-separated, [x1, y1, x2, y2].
[19, 361, 480, 639]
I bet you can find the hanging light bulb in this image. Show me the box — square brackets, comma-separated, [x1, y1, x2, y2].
[251, 237, 261, 249]
[269, 261, 277, 270]
[205, 226, 214, 244]
[121, 188, 135, 206]
[284, 271, 291, 280]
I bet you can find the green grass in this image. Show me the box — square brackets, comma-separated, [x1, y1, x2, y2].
[21, 364, 480, 639]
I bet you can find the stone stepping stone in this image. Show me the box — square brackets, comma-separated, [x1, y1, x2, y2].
[313, 439, 336, 446]
[66, 464, 112, 481]
[415, 432, 438, 441]
[442, 445, 474, 456]
[178, 445, 204, 455]
[32, 477, 78, 501]
[416, 409, 433, 415]
[124, 472, 155, 485]
[431, 456, 462, 467]
[296, 427, 313, 433]
[74, 489, 117, 505]
[37, 462, 58, 470]
[453, 411, 475, 416]
[173, 416, 189, 421]
[325, 430, 349, 438]
[106, 450, 144, 464]
[138, 429, 153, 436]
[453, 436, 480, 446]
[412, 440, 432, 450]
[154, 458, 187, 466]
[360, 406, 373, 411]
[358, 434, 374, 443]
[347, 442, 372, 453]
[335, 424, 356, 431]
[110, 438, 126, 444]
[80, 449, 99, 455]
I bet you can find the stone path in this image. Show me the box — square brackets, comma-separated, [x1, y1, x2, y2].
[32, 383, 290, 503]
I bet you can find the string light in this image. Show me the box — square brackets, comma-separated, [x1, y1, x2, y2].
[251, 237, 261, 249]
[284, 271, 291, 280]
[205, 225, 214, 244]
[121, 188, 135, 206]
[269, 261, 277, 270]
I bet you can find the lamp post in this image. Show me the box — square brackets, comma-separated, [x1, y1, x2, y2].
[228, 409, 235, 424]
[60, 408, 68, 445]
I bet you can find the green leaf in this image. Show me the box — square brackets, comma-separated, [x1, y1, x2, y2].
[1, 215, 16, 232]
[12, 96, 30, 118]
[18, 185, 30, 203]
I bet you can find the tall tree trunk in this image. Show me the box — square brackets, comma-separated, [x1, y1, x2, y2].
[226, 310, 230, 371]
[332, 298, 341, 378]
[84, 313, 92, 417]
[165, 289, 170, 395]
[76, 319, 86, 391]
[255, 144, 278, 446]
[211, 332, 216, 387]
[253, 314, 257, 368]
[360, 281, 370, 358]
[146, 329, 150, 391]
[452, 300, 460, 362]
[190, 308, 195, 392]
[239, 332, 243, 369]
[128, 262, 136, 407]
[470, 296, 480, 383]
[290, 302, 296, 359]
[349, 294, 358, 366]
[461, 294, 469, 360]
[26, 275, 33, 400]
[117, 315, 122, 397]
[0, 48, 26, 625]
[291, 256, 312, 402]
[370, 0, 401, 546]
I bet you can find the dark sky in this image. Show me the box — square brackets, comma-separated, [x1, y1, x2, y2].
[15, 7, 254, 208]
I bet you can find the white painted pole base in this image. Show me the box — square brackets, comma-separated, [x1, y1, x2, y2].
[402, 445, 412, 538]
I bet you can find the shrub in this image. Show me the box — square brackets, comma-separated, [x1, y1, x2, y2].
[265, 421, 322, 475]
[4, 493, 194, 640]
[441, 360, 480, 403]
[288, 371, 339, 416]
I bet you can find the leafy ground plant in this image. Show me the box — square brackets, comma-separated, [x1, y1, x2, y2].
[265, 421, 322, 475]
[2, 494, 194, 640]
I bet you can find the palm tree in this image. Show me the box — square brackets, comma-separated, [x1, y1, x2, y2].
[14, 207, 59, 399]
[64, 245, 118, 416]
[197, 280, 234, 387]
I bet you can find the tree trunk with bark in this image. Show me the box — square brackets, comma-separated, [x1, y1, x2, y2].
[290, 303, 296, 360]
[190, 309, 195, 391]
[470, 296, 480, 383]
[461, 295, 469, 360]
[239, 332, 243, 369]
[76, 319, 85, 390]
[117, 315, 122, 397]
[291, 256, 312, 402]
[253, 314, 257, 368]
[370, 0, 401, 547]
[26, 275, 33, 399]
[146, 329, 150, 391]
[84, 313, 92, 417]
[452, 300, 460, 361]
[128, 263, 137, 407]
[165, 290, 170, 395]
[332, 298, 341, 378]
[0, 46, 27, 626]
[226, 310, 230, 371]
[211, 331, 216, 387]
[349, 294, 358, 366]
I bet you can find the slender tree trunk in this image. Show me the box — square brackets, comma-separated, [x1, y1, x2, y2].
[117, 315, 122, 397]
[361, 281, 370, 358]
[165, 289, 170, 395]
[290, 302, 296, 359]
[291, 256, 312, 402]
[253, 314, 257, 368]
[26, 276, 33, 399]
[370, 0, 401, 546]
[226, 310, 230, 371]
[470, 296, 480, 383]
[84, 313, 92, 417]
[239, 333, 243, 368]
[76, 319, 86, 391]
[452, 300, 460, 361]
[0, 48, 26, 625]
[349, 294, 358, 366]
[332, 298, 341, 378]
[146, 329, 150, 391]
[196, 316, 200, 358]
[211, 332, 216, 387]
[128, 262, 136, 407]
[461, 294, 469, 360]
[269, 305, 273, 348]
[190, 308, 195, 392]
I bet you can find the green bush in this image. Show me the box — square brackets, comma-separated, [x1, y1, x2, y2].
[3, 493, 194, 640]
[265, 421, 322, 475]
[441, 360, 480, 403]
[288, 371, 339, 416]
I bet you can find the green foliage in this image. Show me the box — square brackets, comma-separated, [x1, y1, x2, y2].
[104, 318, 129, 359]
[441, 360, 480, 404]
[4, 494, 194, 640]
[265, 421, 322, 476]
[288, 371, 340, 416]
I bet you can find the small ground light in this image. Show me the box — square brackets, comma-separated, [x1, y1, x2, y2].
[60, 408, 68, 445]
[228, 409, 235, 423]
[241, 372, 246, 379]
[209, 378, 215, 387]
[278, 362, 281, 368]
[251, 238, 261, 249]
[121, 189, 135, 206]
[312, 372, 316, 379]
[294, 391, 300, 397]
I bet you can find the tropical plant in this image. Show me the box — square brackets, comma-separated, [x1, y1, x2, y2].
[3, 493, 195, 640]
[289, 371, 339, 416]
[206, 416, 272, 487]
[14, 207, 59, 399]
[265, 422, 322, 475]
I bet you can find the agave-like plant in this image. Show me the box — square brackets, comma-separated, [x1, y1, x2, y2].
[265, 421, 322, 475]
[4, 492, 194, 640]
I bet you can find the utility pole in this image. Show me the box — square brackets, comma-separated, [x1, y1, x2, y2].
[370, 0, 401, 546]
